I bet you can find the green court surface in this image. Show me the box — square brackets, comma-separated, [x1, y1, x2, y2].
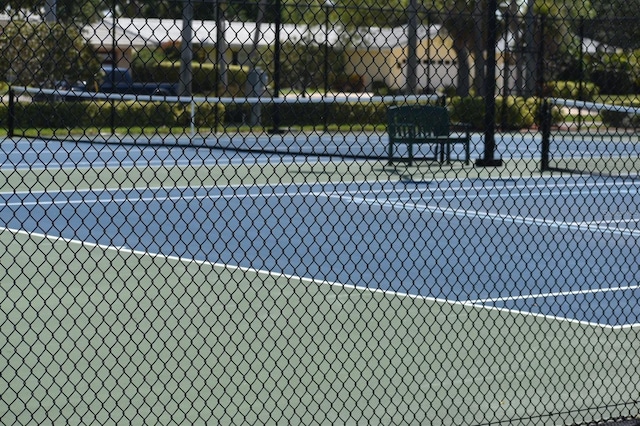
[3, 226, 639, 425]
[2, 155, 639, 425]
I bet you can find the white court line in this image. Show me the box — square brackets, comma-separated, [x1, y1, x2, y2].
[4, 176, 640, 237]
[467, 284, 640, 304]
[2, 224, 637, 330]
[343, 194, 640, 238]
[1, 171, 638, 199]
[2, 174, 640, 329]
[4, 177, 640, 237]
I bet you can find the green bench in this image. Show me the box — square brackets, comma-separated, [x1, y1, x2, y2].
[387, 104, 471, 166]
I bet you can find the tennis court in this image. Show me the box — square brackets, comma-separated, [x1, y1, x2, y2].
[2, 130, 639, 425]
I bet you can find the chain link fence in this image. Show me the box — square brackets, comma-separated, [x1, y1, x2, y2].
[1, 1, 640, 425]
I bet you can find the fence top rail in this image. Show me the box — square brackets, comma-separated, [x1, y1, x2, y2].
[548, 97, 640, 115]
[11, 86, 441, 105]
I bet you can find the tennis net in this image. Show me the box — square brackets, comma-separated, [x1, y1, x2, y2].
[6, 85, 442, 160]
[540, 98, 640, 178]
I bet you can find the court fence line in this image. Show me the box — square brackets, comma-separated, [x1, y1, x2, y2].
[1, 3, 639, 426]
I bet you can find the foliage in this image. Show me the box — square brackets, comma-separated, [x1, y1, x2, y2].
[0, 0, 105, 23]
[0, 20, 102, 87]
[259, 101, 387, 127]
[544, 80, 600, 100]
[447, 96, 485, 129]
[3, 99, 224, 129]
[599, 100, 640, 127]
[448, 96, 543, 130]
[255, 40, 345, 93]
[586, 52, 639, 95]
[582, 0, 640, 50]
[130, 60, 252, 95]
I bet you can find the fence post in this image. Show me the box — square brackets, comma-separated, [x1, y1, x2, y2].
[535, 15, 546, 98]
[540, 99, 551, 172]
[7, 88, 15, 138]
[475, 0, 502, 167]
[269, 0, 283, 133]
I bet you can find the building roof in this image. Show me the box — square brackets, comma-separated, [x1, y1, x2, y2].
[85, 18, 445, 51]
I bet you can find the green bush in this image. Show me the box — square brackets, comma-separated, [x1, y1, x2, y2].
[6, 99, 225, 131]
[495, 96, 535, 130]
[257, 102, 387, 127]
[587, 52, 638, 95]
[448, 96, 485, 129]
[600, 101, 640, 128]
[131, 61, 251, 95]
[448, 96, 549, 130]
[544, 81, 600, 101]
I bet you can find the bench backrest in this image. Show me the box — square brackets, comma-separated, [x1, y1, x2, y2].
[387, 105, 450, 139]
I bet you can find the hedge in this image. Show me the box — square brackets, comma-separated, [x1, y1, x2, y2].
[2, 96, 556, 134]
[544, 81, 600, 101]
[132, 62, 251, 95]
[2, 100, 389, 132]
[448, 96, 545, 130]
[599, 100, 640, 128]
[2, 99, 225, 131]
[218, 100, 388, 128]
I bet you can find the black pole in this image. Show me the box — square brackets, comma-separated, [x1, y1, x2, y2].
[476, 0, 502, 167]
[406, 0, 419, 95]
[7, 88, 15, 138]
[540, 99, 551, 172]
[110, 0, 117, 134]
[269, 0, 282, 133]
[577, 17, 584, 130]
[214, 0, 220, 130]
[535, 15, 545, 98]
[501, 11, 509, 131]
[323, 3, 330, 131]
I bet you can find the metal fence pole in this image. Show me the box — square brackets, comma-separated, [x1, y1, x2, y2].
[476, 0, 502, 167]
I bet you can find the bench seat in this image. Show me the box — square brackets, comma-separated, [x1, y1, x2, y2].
[387, 105, 471, 166]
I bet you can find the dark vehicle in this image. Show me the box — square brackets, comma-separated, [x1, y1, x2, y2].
[35, 66, 178, 101]
[98, 66, 178, 96]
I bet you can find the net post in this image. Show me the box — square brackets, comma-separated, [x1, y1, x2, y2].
[540, 99, 550, 172]
[474, 0, 503, 168]
[7, 87, 15, 138]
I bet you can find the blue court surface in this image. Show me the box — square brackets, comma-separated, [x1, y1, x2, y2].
[0, 129, 538, 170]
[1, 133, 639, 328]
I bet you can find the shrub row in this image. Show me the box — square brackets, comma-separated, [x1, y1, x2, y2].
[600, 100, 640, 128]
[2, 100, 224, 130]
[229, 102, 388, 127]
[2, 96, 577, 133]
[448, 96, 547, 130]
[0, 99, 387, 131]
[544, 81, 600, 101]
[132, 62, 251, 96]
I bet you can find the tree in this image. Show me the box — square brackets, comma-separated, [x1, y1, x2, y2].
[583, 0, 640, 50]
[425, 0, 486, 96]
[114, 0, 262, 21]
[0, 20, 102, 87]
[1, 0, 105, 23]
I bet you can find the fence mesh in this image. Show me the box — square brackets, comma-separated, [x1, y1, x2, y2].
[1, 1, 640, 425]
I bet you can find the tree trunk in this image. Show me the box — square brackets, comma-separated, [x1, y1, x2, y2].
[453, 39, 471, 96]
[472, 0, 486, 96]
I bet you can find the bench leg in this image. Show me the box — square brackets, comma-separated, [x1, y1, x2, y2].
[408, 143, 413, 166]
[438, 143, 451, 164]
[465, 134, 470, 165]
[465, 140, 470, 165]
